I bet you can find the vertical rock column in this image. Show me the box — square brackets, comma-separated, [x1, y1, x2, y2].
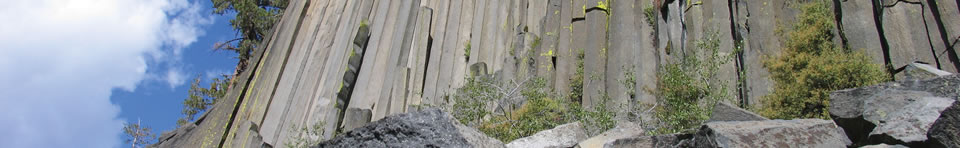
[537, 0, 561, 88]
[404, 7, 434, 112]
[633, 0, 660, 121]
[422, 0, 451, 106]
[837, 0, 886, 65]
[741, 0, 797, 107]
[379, 0, 420, 117]
[582, 0, 609, 109]
[346, 0, 393, 123]
[448, 0, 475, 96]
[434, 0, 464, 104]
[880, 1, 937, 72]
[928, 0, 960, 72]
[606, 0, 642, 117]
[313, 0, 376, 139]
[555, 0, 576, 97]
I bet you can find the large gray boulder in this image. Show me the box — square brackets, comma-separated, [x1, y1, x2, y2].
[576, 122, 645, 148]
[861, 144, 910, 148]
[928, 102, 960, 148]
[707, 102, 768, 122]
[314, 108, 500, 148]
[505, 122, 588, 148]
[690, 119, 851, 148]
[894, 62, 953, 81]
[602, 134, 690, 148]
[830, 75, 960, 147]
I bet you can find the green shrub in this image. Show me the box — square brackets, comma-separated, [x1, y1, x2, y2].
[569, 48, 586, 102]
[450, 76, 613, 142]
[178, 75, 232, 126]
[643, 6, 656, 27]
[759, 0, 888, 119]
[284, 122, 326, 148]
[653, 33, 730, 134]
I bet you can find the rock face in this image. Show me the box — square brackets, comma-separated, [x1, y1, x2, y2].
[929, 102, 960, 147]
[895, 62, 953, 81]
[576, 122, 645, 148]
[315, 108, 498, 148]
[505, 122, 588, 148]
[691, 119, 851, 148]
[831, 75, 960, 147]
[602, 134, 689, 148]
[154, 0, 960, 147]
[707, 102, 768, 122]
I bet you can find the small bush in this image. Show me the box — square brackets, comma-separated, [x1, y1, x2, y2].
[643, 6, 656, 27]
[178, 75, 232, 126]
[450, 76, 613, 142]
[759, 0, 888, 119]
[653, 32, 731, 134]
[569, 49, 586, 102]
[284, 122, 326, 148]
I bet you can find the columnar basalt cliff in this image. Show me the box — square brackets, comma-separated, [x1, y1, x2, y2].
[152, 0, 960, 147]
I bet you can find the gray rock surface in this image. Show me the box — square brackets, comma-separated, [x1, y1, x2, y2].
[928, 102, 960, 148]
[861, 144, 910, 148]
[691, 119, 851, 148]
[454, 119, 506, 148]
[707, 102, 768, 122]
[895, 62, 953, 81]
[831, 74, 960, 147]
[315, 108, 478, 148]
[882, 1, 937, 70]
[576, 122, 645, 148]
[340, 108, 372, 132]
[506, 122, 588, 148]
[602, 134, 690, 148]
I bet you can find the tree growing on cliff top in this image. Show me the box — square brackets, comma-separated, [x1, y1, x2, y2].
[123, 119, 156, 148]
[759, 0, 888, 119]
[210, 0, 287, 72]
[177, 75, 232, 126]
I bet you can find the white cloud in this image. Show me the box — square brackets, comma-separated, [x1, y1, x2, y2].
[166, 67, 188, 89]
[0, 0, 212, 147]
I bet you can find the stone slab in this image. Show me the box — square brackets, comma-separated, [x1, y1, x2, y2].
[576, 122, 645, 148]
[506, 122, 588, 148]
[692, 119, 852, 148]
[707, 102, 768, 122]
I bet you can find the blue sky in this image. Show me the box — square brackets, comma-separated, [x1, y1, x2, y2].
[109, 1, 238, 142]
[0, 0, 241, 147]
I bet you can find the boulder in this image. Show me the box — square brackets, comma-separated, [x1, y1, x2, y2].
[894, 62, 953, 81]
[707, 102, 768, 122]
[315, 108, 498, 148]
[830, 75, 960, 146]
[928, 102, 960, 148]
[576, 122, 645, 148]
[454, 120, 506, 148]
[602, 134, 691, 148]
[506, 122, 588, 148]
[690, 119, 851, 148]
[861, 144, 910, 148]
[867, 94, 954, 144]
[339, 108, 372, 132]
